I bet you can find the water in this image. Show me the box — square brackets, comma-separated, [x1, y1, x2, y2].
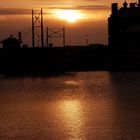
[0, 72, 140, 140]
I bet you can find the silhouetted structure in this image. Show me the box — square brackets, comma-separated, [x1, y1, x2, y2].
[1, 35, 21, 49]
[46, 27, 66, 47]
[108, 0, 140, 47]
[32, 9, 44, 48]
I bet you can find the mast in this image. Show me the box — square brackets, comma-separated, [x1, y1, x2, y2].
[32, 9, 35, 48]
[41, 8, 44, 48]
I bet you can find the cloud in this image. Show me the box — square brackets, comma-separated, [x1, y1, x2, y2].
[0, 4, 109, 16]
[0, 7, 31, 15]
[75, 5, 110, 11]
[44, 4, 109, 11]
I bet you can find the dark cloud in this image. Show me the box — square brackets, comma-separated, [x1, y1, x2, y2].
[76, 5, 110, 10]
[0, 4, 109, 15]
[0, 7, 53, 15]
[46, 4, 109, 11]
[0, 7, 31, 15]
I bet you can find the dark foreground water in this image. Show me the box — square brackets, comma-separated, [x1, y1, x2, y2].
[0, 72, 140, 140]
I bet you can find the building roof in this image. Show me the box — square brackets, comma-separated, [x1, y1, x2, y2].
[111, 2, 140, 18]
[117, 7, 139, 17]
[1, 36, 19, 44]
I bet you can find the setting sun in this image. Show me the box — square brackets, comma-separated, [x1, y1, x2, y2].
[54, 10, 84, 23]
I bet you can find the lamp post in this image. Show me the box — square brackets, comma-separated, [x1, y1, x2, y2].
[86, 34, 89, 46]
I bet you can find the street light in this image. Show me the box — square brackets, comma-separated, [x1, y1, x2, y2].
[86, 34, 89, 46]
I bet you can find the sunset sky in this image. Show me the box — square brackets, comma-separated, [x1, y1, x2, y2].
[0, 0, 137, 46]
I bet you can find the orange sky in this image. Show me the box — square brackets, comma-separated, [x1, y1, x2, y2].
[0, 0, 138, 46]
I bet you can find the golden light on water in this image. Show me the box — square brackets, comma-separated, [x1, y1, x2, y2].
[64, 80, 84, 86]
[53, 10, 85, 23]
[58, 100, 85, 138]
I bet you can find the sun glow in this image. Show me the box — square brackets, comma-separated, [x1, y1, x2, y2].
[54, 10, 84, 23]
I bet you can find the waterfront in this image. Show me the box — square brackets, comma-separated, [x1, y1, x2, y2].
[0, 72, 140, 139]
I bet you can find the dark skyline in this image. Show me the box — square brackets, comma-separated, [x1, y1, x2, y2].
[0, 0, 137, 46]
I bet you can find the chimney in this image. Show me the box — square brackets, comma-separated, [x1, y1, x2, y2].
[130, 3, 135, 9]
[111, 3, 118, 15]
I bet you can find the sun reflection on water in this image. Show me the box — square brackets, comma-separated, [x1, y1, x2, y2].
[57, 100, 85, 139]
[64, 80, 84, 86]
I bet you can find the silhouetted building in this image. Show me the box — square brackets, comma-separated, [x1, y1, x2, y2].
[1, 35, 21, 49]
[108, 0, 140, 47]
